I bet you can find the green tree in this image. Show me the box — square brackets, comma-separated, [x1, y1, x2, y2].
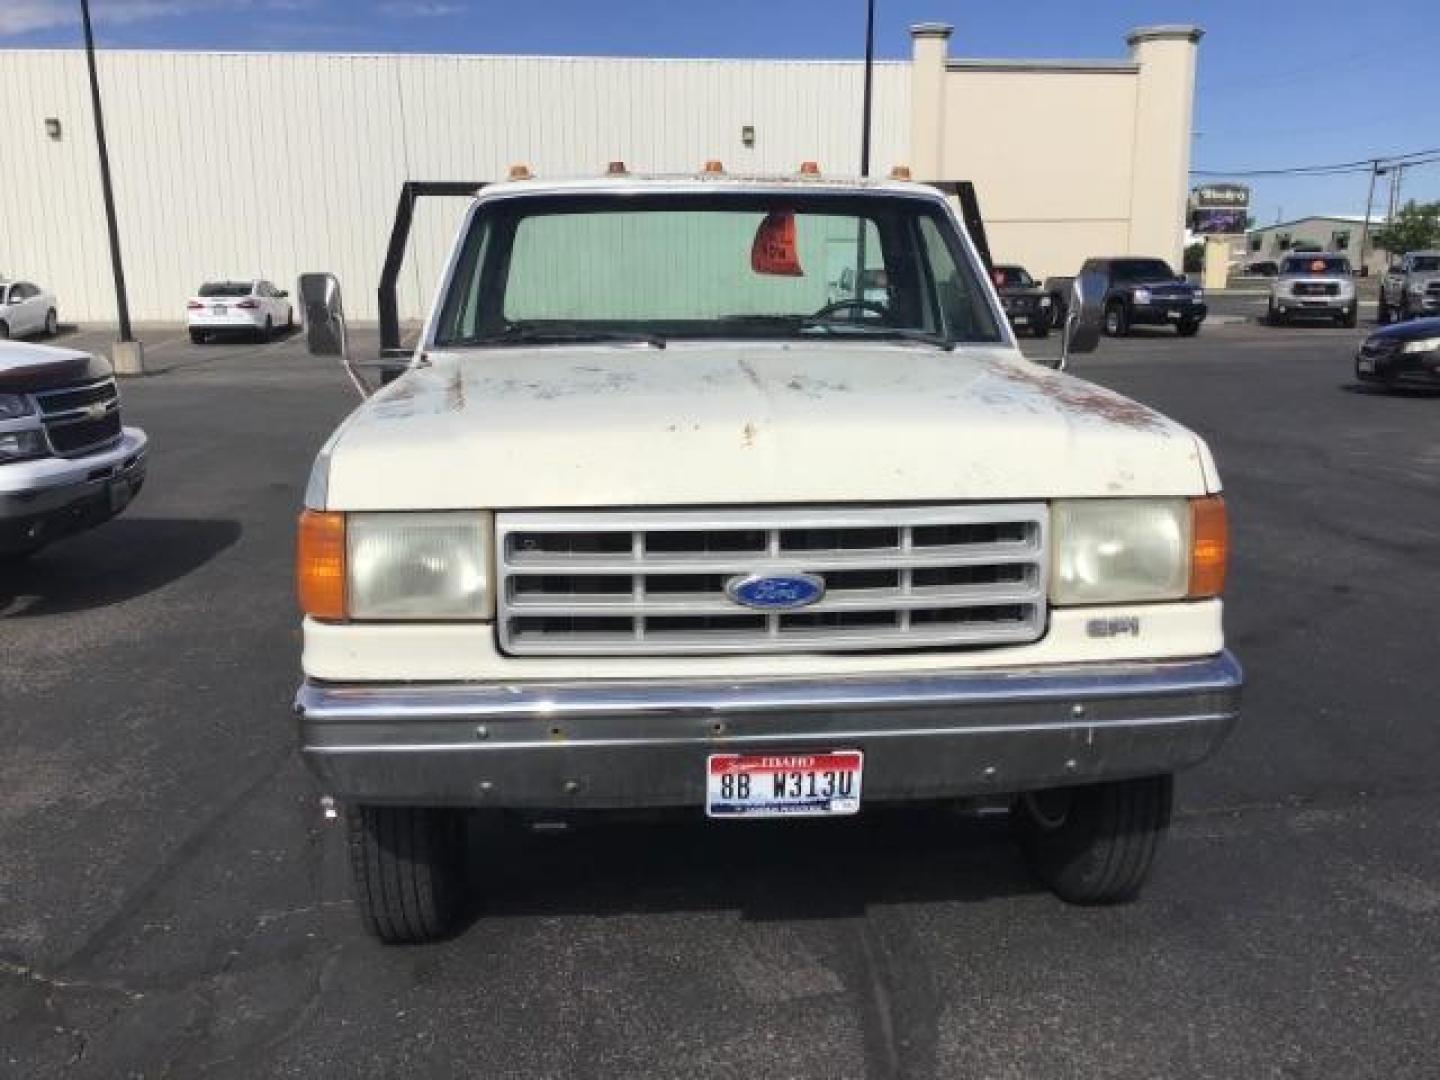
[1372, 200, 1440, 255]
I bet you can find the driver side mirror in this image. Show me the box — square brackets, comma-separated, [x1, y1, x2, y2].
[299, 272, 372, 398]
[1053, 268, 1105, 370]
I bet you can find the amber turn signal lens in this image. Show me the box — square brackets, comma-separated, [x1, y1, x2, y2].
[297, 510, 346, 619]
[1188, 496, 1227, 598]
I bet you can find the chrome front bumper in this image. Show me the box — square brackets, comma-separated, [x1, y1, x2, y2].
[297, 652, 1242, 809]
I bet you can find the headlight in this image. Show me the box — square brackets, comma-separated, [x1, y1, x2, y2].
[1051, 497, 1226, 604]
[1401, 336, 1440, 354]
[0, 393, 34, 420]
[1133, 288, 1152, 304]
[348, 512, 491, 619]
[0, 429, 48, 463]
[296, 510, 492, 620]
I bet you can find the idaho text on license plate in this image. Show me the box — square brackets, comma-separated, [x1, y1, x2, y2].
[706, 751, 863, 819]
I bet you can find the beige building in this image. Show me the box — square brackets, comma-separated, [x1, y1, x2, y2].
[1245, 215, 1391, 277]
[0, 24, 1200, 323]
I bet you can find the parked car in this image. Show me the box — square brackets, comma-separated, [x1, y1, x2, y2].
[0, 341, 148, 560]
[1266, 254, 1357, 327]
[291, 167, 1241, 943]
[1051, 257, 1206, 337]
[186, 279, 293, 343]
[1243, 260, 1279, 277]
[1355, 316, 1440, 390]
[1377, 251, 1440, 324]
[991, 264, 1051, 338]
[0, 280, 59, 340]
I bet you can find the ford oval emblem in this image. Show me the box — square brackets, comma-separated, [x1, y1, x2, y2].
[725, 572, 826, 611]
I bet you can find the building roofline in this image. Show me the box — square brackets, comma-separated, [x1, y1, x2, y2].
[1126, 25, 1205, 46]
[1248, 215, 1388, 232]
[0, 46, 910, 66]
[946, 58, 1139, 74]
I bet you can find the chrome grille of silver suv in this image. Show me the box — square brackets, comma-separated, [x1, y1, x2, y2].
[496, 505, 1049, 656]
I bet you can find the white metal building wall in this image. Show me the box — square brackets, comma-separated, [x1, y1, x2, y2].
[0, 50, 910, 324]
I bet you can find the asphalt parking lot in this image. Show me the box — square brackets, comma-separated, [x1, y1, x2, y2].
[3, 316, 1439, 1079]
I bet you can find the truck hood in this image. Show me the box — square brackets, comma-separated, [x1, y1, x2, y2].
[0, 341, 110, 394]
[320, 342, 1216, 510]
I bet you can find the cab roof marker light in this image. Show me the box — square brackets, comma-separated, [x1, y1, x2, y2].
[799, 161, 821, 176]
[702, 159, 725, 174]
[508, 163, 533, 181]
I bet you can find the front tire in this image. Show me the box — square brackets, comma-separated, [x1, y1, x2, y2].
[1340, 306, 1358, 329]
[1031, 318, 1050, 339]
[1103, 301, 1129, 337]
[1014, 774, 1174, 904]
[189, 329, 207, 345]
[44, 309, 58, 336]
[260, 316, 274, 342]
[0, 321, 9, 340]
[1266, 299, 1286, 326]
[347, 805, 467, 944]
[1176, 318, 1201, 337]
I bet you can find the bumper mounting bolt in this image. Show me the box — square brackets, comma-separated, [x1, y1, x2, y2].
[982, 766, 997, 781]
[1071, 704, 1086, 718]
[319, 795, 338, 821]
[1065, 758, 1078, 773]
[563, 780, 581, 795]
[475, 725, 489, 740]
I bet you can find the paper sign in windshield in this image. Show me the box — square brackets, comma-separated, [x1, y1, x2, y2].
[751, 211, 804, 276]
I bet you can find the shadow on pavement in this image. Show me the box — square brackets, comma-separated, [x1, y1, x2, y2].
[0, 517, 242, 616]
[461, 805, 1037, 929]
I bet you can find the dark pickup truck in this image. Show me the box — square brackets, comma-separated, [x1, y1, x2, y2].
[990, 264, 1052, 338]
[1045, 257, 1206, 337]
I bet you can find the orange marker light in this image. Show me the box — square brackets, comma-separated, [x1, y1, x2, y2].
[297, 510, 347, 620]
[606, 160, 628, 175]
[1188, 496, 1227, 598]
[508, 163, 533, 181]
[702, 159, 725, 174]
[889, 164, 912, 180]
[798, 161, 821, 176]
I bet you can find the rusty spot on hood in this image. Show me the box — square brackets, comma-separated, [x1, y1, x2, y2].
[989, 364, 1172, 433]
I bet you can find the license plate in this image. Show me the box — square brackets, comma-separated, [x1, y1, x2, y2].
[1013, 315, 1029, 325]
[706, 751, 863, 819]
[213, 304, 227, 316]
[1167, 310, 1183, 320]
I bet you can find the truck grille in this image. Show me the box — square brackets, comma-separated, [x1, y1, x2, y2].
[34, 378, 123, 458]
[496, 505, 1049, 656]
[1293, 282, 1339, 297]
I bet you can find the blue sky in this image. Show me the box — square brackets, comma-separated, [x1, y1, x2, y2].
[3, 0, 1437, 222]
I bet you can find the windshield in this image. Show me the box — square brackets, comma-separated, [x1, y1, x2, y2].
[992, 266, 1033, 287]
[1410, 256, 1440, 273]
[1111, 259, 1176, 283]
[1281, 256, 1350, 276]
[199, 282, 254, 298]
[434, 193, 1002, 347]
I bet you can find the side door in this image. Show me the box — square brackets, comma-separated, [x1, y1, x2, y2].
[13, 283, 41, 334]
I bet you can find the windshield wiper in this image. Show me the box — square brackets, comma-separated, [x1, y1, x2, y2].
[798, 320, 956, 350]
[450, 325, 666, 349]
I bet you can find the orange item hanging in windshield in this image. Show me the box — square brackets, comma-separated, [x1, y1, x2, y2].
[751, 211, 804, 276]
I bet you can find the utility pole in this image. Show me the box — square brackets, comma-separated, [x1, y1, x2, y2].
[859, 0, 875, 177]
[81, 0, 143, 372]
[1387, 163, 1404, 224]
[1359, 159, 1381, 276]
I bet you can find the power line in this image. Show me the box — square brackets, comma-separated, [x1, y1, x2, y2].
[1191, 147, 1440, 178]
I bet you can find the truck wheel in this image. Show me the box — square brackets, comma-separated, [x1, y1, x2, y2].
[1266, 300, 1286, 326]
[0, 321, 9, 340]
[347, 805, 467, 944]
[44, 309, 58, 336]
[189, 329, 207, 345]
[1048, 297, 1066, 329]
[1103, 301, 1128, 337]
[1176, 318, 1201, 337]
[1014, 774, 1173, 904]
[1339, 306, 1358, 329]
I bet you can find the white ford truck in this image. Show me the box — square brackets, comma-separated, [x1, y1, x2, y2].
[294, 169, 1241, 943]
[1, 341, 148, 560]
